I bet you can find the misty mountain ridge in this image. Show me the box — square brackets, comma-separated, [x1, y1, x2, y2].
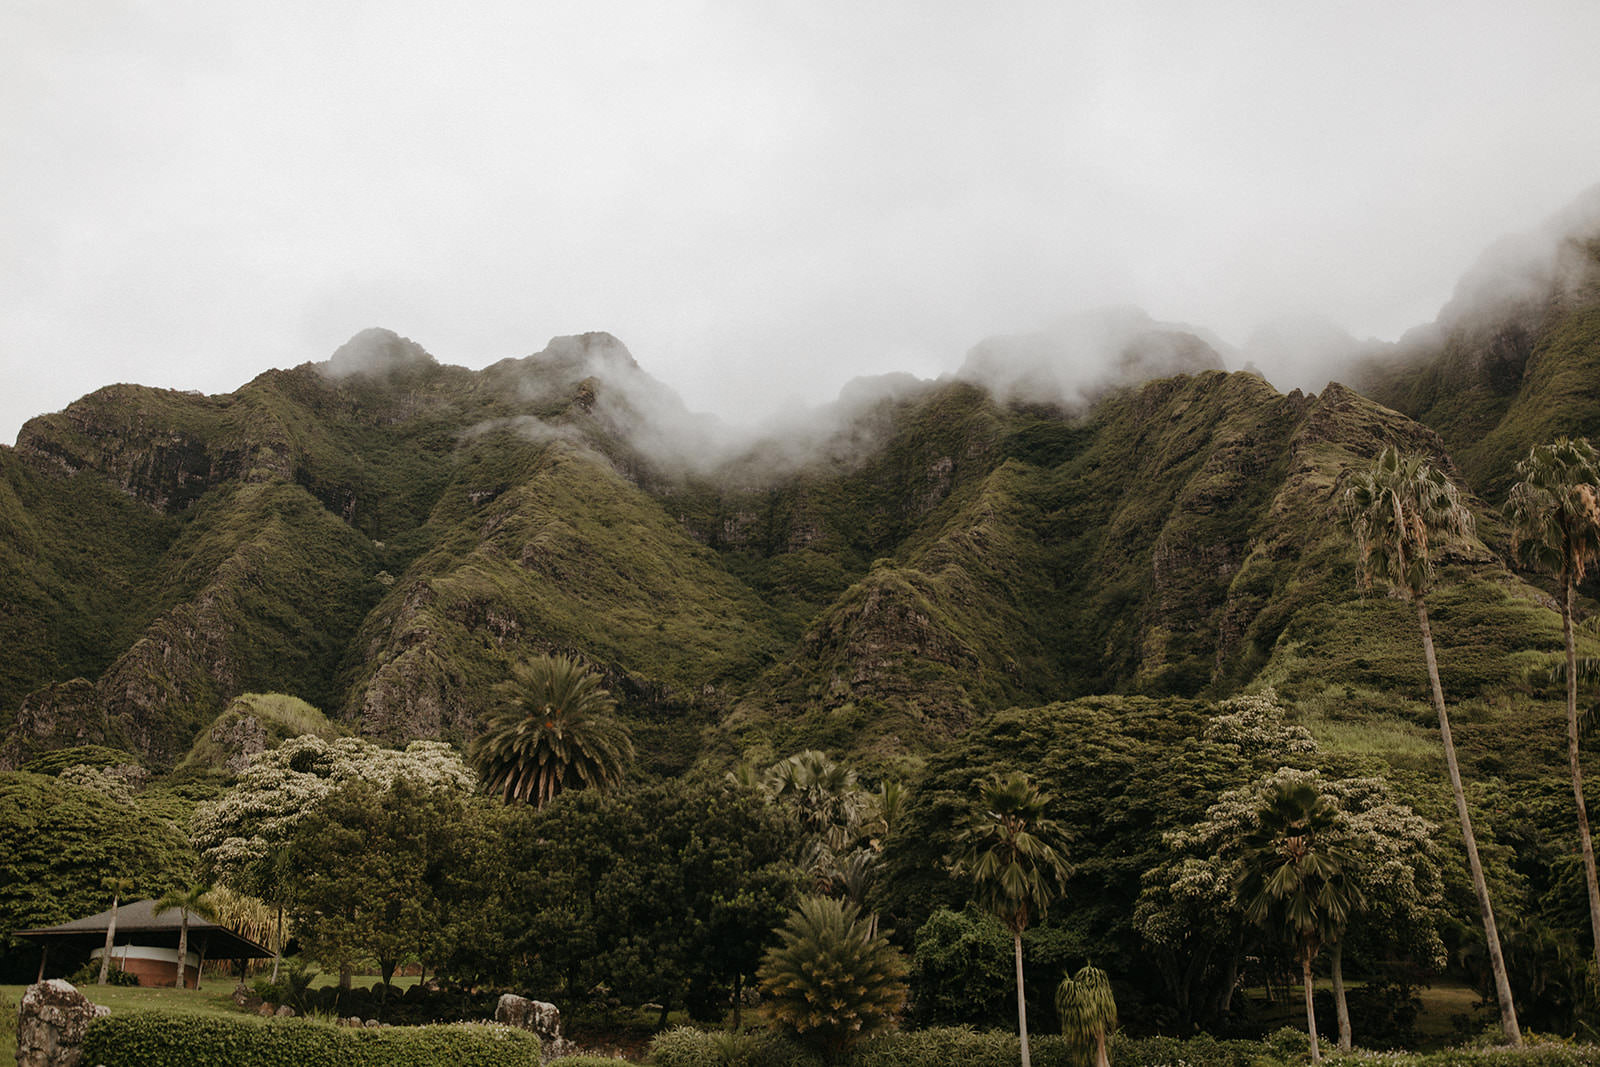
[3, 186, 1600, 778]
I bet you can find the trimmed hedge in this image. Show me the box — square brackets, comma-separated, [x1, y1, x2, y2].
[646, 1026, 1600, 1067]
[649, 1025, 824, 1066]
[81, 1012, 546, 1067]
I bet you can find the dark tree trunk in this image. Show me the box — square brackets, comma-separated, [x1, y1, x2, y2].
[1331, 941, 1350, 1051]
[1302, 951, 1320, 1063]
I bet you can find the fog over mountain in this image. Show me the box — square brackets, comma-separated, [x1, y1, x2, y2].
[5, 4, 1600, 446]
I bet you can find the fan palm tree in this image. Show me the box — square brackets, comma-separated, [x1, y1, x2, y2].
[155, 882, 218, 989]
[1343, 446, 1521, 1044]
[470, 653, 634, 807]
[1239, 781, 1364, 1063]
[1507, 437, 1600, 975]
[952, 771, 1070, 1067]
[96, 875, 136, 985]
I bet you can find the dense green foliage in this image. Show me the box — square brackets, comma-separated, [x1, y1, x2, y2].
[0, 771, 191, 978]
[456, 777, 802, 1018]
[80, 1012, 546, 1067]
[908, 907, 1013, 1027]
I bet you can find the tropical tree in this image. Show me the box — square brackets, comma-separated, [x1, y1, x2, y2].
[757, 895, 908, 1060]
[1057, 963, 1118, 1067]
[96, 875, 136, 985]
[154, 882, 217, 990]
[1239, 780, 1365, 1062]
[1507, 436, 1600, 976]
[1343, 445, 1522, 1044]
[952, 771, 1070, 1067]
[751, 749, 885, 897]
[471, 653, 634, 807]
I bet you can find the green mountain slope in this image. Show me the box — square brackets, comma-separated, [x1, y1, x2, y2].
[1, 218, 1596, 777]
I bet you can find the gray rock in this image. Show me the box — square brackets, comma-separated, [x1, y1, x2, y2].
[16, 979, 109, 1067]
[494, 993, 562, 1043]
[274, 1004, 295, 1017]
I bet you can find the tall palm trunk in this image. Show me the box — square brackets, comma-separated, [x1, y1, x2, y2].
[1418, 599, 1521, 1044]
[175, 910, 190, 989]
[97, 891, 121, 985]
[270, 904, 283, 984]
[1331, 941, 1350, 1051]
[1301, 948, 1321, 1063]
[1562, 577, 1600, 975]
[1015, 930, 1031, 1067]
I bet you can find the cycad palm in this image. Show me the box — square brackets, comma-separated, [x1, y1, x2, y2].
[154, 882, 217, 989]
[757, 895, 908, 1060]
[1507, 437, 1600, 975]
[471, 654, 634, 807]
[1343, 446, 1520, 1043]
[952, 771, 1070, 1067]
[1239, 781, 1364, 1063]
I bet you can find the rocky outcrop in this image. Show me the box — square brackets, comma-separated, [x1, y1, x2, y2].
[0, 680, 108, 770]
[16, 980, 109, 1067]
[494, 993, 571, 1056]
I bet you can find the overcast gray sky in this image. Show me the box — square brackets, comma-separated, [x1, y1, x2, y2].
[4, 1, 1600, 445]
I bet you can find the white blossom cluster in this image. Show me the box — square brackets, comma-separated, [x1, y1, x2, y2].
[1202, 689, 1318, 756]
[189, 734, 475, 895]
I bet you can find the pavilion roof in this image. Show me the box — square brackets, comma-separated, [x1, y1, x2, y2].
[12, 898, 272, 959]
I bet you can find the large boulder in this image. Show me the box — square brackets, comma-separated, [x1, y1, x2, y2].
[494, 993, 564, 1046]
[15, 980, 109, 1067]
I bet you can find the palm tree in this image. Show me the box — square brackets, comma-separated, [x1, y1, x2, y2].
[1239, 781, 1364, 1063]
[155, 882, 218, 989]
[761, 749, 876, 893]
[96, 875, 136, 985]
[757, 895, 908, 1060]
[470, 653, 634, 807]
[1056, 963, 1118, 1067]
[1343, 445, 1521, 1044]
[1506, 437, 1600, 976]
[952, 771, 1070, 1067]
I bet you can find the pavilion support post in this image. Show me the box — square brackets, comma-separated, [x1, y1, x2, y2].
[36, 945, 48, 982]
[196, 939, 208, 990]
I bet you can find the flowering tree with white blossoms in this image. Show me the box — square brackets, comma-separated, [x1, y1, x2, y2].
[189, 734, 474, 980]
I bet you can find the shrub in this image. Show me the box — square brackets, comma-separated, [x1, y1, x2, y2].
[647, 1025, 823, 1067]
[908, 907, 1012, 1027]
[81, 1012, 546, 1067]
[758, 897, 909, 1059]
[66, 961, 140, 987]
[852, 1027, 1077, 1066]
[1110, 1032, 1276, 1067]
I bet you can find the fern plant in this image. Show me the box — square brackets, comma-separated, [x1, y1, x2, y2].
[757, 895, 907, 1060]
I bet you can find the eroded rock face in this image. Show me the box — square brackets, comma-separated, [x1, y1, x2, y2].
[494, 993, 562, 1042]
[16, 979, 109, 1067]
